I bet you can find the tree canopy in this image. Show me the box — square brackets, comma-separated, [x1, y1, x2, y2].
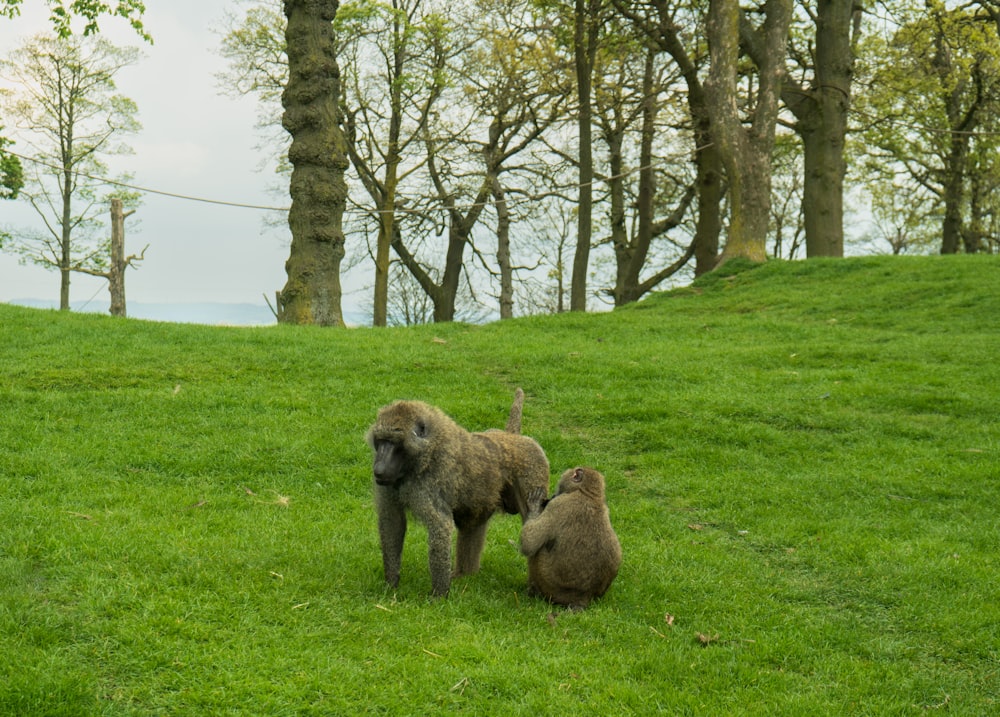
[0, 34, 141, 309]
[0, 0, 149, 40]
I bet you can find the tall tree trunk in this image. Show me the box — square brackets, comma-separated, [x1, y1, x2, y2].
[593, 1, 723, 277]
[372, 13, 409, 327]
[60, 161, 72, 310]
[706, 0, 753, 262]
[741, 0, 855, 257]
[620, 45, 658, 304]
[373, 163, 398, 326]
[493, 178, 514, 319]
[607, 121, 629, 304]
[706, 0, 791, 265]
[940, 133, 968, 254]
[571, 0, 599, 312]
[643, 4, 723, 275]
[108, 197, 127, 317]
[802, 0, 851, 257]
[800, 114, 845, 257]
[938, 63, 975, 254]
[607, 44, 657, 307]
[277, 0, 348, 326]
[437, 228, 466, 323]
[761, 0, 853, 258]
[692, 115, 723, 275]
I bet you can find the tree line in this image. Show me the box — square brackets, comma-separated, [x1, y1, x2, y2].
[3, 0, 999, 325]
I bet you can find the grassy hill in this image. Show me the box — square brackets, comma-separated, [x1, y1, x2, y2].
[2, 255, 998, 714]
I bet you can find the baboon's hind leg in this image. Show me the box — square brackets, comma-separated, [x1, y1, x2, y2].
[453, 521, 489, 577]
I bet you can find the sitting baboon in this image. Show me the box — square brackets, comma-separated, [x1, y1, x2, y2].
[519, 466, 622, 610]
[366, 388, 550, 597]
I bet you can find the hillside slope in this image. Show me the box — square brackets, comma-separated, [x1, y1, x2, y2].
[1, 255, 997, 715]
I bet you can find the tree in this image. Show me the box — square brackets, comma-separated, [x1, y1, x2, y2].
[72, 197, 146, 316]
[705, 0, 793, 265]
[745, 0, 860, 258]
[0, 34, 141, 310]
[277, 0, 350, 326]
[855, 0, 1000, 255]
[535, 0, 606, 311]
[592, 28, 697, 306]
[0, 0, 148, 40]
[337, 0, 451, 326]
[570, 0, 602, 311]
[613, 0, 725, 277]
[397, 0, 569, 321]
[864, 179, 939, 255]
[460, 0, 568, 319]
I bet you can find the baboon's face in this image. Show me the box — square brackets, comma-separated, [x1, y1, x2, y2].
[368, 403, 429, 486]
[372, 437, 407, 485]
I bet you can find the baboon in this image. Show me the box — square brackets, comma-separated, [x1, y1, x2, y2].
[366, 388, 550, 597]
[519, 466, 622, 610]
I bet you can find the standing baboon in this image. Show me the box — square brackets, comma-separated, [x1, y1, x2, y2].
[366, 388, 550, 597]
[520, 466, 622, 609]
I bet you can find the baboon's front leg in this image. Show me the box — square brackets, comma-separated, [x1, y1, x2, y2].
[426, 515, 455, 597]
[375, 487, 406, 588]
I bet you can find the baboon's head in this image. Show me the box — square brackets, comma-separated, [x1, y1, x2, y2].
[366, 401, 433, 486]
[554, 466, 606, 501]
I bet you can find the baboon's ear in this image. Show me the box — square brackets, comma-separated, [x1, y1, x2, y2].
[413, 419, 429, 439]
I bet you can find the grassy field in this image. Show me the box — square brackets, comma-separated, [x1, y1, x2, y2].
[1, 255, 998, 715]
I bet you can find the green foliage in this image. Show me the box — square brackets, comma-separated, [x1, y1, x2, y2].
[853, 0, 1000, 253]
[1, 256, 998, 713]
[0, 0, 150, 42]
[217, 3, 286, 101]
[0, 130, 23, 200]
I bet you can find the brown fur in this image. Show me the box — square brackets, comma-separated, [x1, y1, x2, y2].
[520, 466, 622, 609]
[366, 389, 549, 597]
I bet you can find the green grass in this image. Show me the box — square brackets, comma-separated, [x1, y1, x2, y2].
[1, 254, 998, 715]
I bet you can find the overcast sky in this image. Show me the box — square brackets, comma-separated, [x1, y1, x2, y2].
[0, 0, 307, 317]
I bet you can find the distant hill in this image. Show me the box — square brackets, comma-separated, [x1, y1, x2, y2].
[7, 299, 276, 326]
[5, 299, 368, 326]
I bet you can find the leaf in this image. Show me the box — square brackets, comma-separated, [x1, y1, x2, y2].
[696, 632, 719, 646]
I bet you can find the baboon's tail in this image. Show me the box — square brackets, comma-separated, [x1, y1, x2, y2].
[506, 387, 525, 433]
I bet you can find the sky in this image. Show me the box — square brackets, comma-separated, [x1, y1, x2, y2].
[0, 0, 307, 321]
